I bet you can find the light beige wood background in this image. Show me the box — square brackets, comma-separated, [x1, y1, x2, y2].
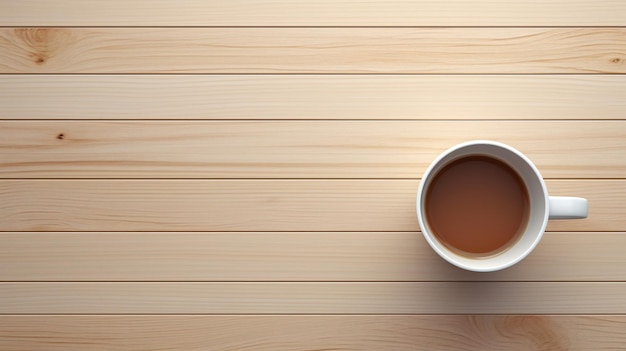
[1, 1, 625, 349]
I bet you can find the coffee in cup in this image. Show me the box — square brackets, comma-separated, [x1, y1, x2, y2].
[416, 140, 587, 272]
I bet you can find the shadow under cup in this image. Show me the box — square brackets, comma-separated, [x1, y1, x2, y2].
[417, 141, 550, 272]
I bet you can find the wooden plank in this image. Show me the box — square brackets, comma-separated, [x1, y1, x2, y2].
[1, 28, 625, 73]
[2, 0, 626, 26]
[1, 316, 625, 351]
[0, 180, 619, 232]
[1, 282, 625, 313]
[1, 232, 625, 282]
[3, 75, 624, 120]
[2, 121, 625, 179]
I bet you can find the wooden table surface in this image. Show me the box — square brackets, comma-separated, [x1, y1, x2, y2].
[1, 1, 626, 349]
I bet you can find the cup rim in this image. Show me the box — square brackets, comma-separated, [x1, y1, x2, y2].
[416, 140, 550, 272]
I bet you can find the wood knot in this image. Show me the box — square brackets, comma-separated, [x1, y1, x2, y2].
[14, 28, 71, 66]
[610, 57, 622, 64]
[504, 316, 568, 351]
[57, 133, 65, 140]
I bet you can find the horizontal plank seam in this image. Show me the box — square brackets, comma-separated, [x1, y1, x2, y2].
[0, 230, 618, 233]
[0, 231, 614, 234]
[0, 178, 624, 181]
[1, 230, 618, 234]
[2, 313, 625, 316]
[2, 73, 626, 76]
[3, 73, 625, 77]
[2, 26, 626, 29]
[3, 282, 625, 284]
[0, 280, 626, 286]
[2, 119, 626, 122]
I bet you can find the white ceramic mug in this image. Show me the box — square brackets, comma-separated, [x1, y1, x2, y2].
[416, 140, 588, 272]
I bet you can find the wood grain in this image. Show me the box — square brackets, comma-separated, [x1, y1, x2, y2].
[2, 282, 626, 313]
[2, 28, 625, 73]
[3, 75, 624, 120]
[0, 180, 619, 232]
[1, 0, 624, 348]
[1, 232, 625, 282]
[2, 315, 625, 351]
[2, 121, 625, 179]
[3, 0, 626, 26]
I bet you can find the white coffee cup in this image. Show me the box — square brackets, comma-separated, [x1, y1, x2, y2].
[416, 140, 588, 272]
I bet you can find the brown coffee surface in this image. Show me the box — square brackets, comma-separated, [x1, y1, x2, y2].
[425, 156, 529, 256]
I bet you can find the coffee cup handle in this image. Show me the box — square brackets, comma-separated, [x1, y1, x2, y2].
[549, 196, 588, 219]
